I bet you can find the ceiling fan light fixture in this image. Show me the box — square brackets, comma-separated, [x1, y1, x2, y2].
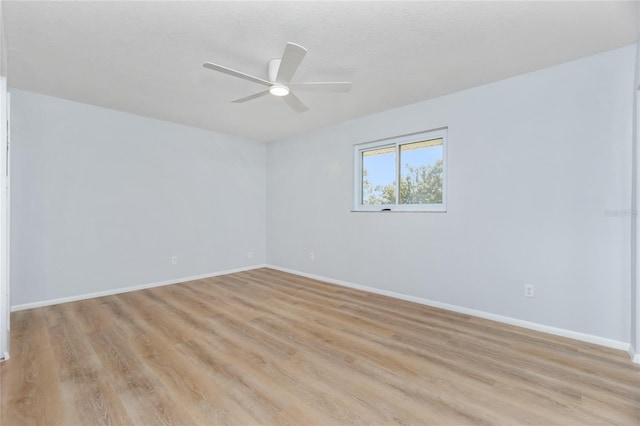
[269, 85, 290, 97]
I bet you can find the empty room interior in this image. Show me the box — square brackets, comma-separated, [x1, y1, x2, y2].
[1, 1, 640, 424]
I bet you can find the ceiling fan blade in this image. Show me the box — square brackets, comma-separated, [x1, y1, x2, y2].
[231, 90, 271, 103]
[275, 43, 307, 85]
[289, 82, 352, 92]
[203, 62, 271, 87]
[283, 92, 309, 113]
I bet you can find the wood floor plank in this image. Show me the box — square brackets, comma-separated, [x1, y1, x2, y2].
[45, 304, 131, 426]
[1, 309, 67, 426]
[1, 268, 639, 425]
[88, 325, 197, 425]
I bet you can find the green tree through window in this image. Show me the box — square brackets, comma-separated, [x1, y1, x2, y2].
[363, 159, 443, 205]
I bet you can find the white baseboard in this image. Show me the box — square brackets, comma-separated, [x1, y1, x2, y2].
[629, 345, 640, 364]
[11, 264, 267, 312]
[9, 263, 635, 361]
[266, 265, 632, 354]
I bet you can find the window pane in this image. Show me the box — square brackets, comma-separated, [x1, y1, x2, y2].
[362, 146, 395, 205]
[399, 138, 443, 204]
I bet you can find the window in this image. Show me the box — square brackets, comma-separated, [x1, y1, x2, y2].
[353, 128, 447, 212]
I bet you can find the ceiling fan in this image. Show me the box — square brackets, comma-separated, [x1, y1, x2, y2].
[203, 42, 352, 113]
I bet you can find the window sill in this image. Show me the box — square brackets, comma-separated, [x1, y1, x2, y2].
[350, 209, 447, 213]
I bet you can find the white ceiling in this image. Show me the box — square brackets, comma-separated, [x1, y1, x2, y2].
[4, 1, 638, 142]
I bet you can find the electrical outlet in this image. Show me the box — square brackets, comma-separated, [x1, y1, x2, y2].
[524, 284, 534, 298]
[171, 256, 178, 265]
[248, 251, 254, 259]
[309, 251, 315, 261]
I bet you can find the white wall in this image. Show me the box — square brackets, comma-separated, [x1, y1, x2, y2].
[10, 90, 266, 307]
[0, 1, 9, 359]
[267, 45, 635, 343]
[633, 35, 640, 359]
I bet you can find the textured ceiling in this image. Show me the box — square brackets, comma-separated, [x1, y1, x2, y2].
[4, 1, 639, 142]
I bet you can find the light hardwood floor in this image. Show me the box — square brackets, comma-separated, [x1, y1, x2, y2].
[1, 268, 639, 425]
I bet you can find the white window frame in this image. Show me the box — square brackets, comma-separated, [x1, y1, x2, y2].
[353, 128, 447, 212]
